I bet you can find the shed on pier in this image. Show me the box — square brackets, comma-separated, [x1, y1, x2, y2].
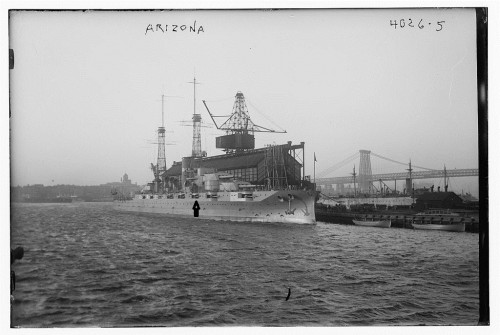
[161, 142, 305, 192]
[415, 192, 463, 210]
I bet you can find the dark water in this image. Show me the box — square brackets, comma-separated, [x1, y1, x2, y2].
[10, 202, 479, 327]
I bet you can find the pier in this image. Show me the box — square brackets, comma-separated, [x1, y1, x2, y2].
[315, 206, 479, 233]
[313, 149, 479, 233]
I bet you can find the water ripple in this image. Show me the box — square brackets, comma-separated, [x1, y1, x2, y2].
[10, 203, 479, 326]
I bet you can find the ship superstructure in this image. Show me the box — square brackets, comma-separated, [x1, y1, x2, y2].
[115, 86, 317, 224]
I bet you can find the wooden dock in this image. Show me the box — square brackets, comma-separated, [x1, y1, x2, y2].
[315, 210, 479, 233]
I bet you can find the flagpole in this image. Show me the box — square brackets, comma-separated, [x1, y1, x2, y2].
[313, 152, 316, 184]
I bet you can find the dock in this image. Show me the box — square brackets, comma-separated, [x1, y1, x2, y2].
[315, 208, 479, 233]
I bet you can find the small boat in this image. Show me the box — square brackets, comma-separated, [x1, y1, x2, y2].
[411, 222, 465, 232]
[352, 219, 391, 228]
[411, 209, 466, 232]
[415, 209, 460, 217]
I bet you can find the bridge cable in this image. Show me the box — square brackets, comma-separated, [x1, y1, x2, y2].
[370, 152, 436, 171]
[317, 152, 359, 178]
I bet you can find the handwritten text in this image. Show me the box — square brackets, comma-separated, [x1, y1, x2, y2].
[390, 19, 445, 32]
[145, 21, 205, 35]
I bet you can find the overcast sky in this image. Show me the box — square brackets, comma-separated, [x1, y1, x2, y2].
[9, 8, 479, 193]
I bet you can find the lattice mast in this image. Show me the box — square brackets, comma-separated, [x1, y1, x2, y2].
[189, 77, 202, 158]
[153, 94, 167, 192]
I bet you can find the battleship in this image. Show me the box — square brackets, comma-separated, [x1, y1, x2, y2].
[115, 83, 317, 224]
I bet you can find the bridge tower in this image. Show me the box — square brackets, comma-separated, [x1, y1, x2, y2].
[359, 150, 372, 193]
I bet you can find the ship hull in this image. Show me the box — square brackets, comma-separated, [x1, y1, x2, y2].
[411, 223, 465, 232]
[114, 189, 316, 224]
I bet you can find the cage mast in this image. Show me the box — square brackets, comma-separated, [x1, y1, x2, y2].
[189, 77, 203, 158]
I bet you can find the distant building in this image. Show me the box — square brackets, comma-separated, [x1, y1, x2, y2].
[104, 173, 137, 187]
[415, 191, 464, 210]
[121, 173, 131, 184]
[103, 173, 141, 198]
[11, 175, 144, 203]
[17, 184, 48, 201]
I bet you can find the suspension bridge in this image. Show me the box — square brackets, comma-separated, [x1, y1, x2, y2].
[315, 150, 478, 194]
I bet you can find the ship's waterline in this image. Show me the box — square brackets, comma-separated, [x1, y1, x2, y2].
[115, 189, 317, 224]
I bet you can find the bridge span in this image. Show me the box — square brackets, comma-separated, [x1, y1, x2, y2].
[314, 150, 478, 194]
[316, 168, 479, 185]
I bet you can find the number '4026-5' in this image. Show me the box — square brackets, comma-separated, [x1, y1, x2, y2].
[390, 19, 445, 31]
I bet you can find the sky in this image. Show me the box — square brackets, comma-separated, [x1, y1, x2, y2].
[8, 8, 480, 194]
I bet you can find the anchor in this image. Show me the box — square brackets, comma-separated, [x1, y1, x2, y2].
[285, 194, 296, 215]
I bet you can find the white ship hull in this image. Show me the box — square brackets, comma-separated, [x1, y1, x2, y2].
[115, 189, 316, 224]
